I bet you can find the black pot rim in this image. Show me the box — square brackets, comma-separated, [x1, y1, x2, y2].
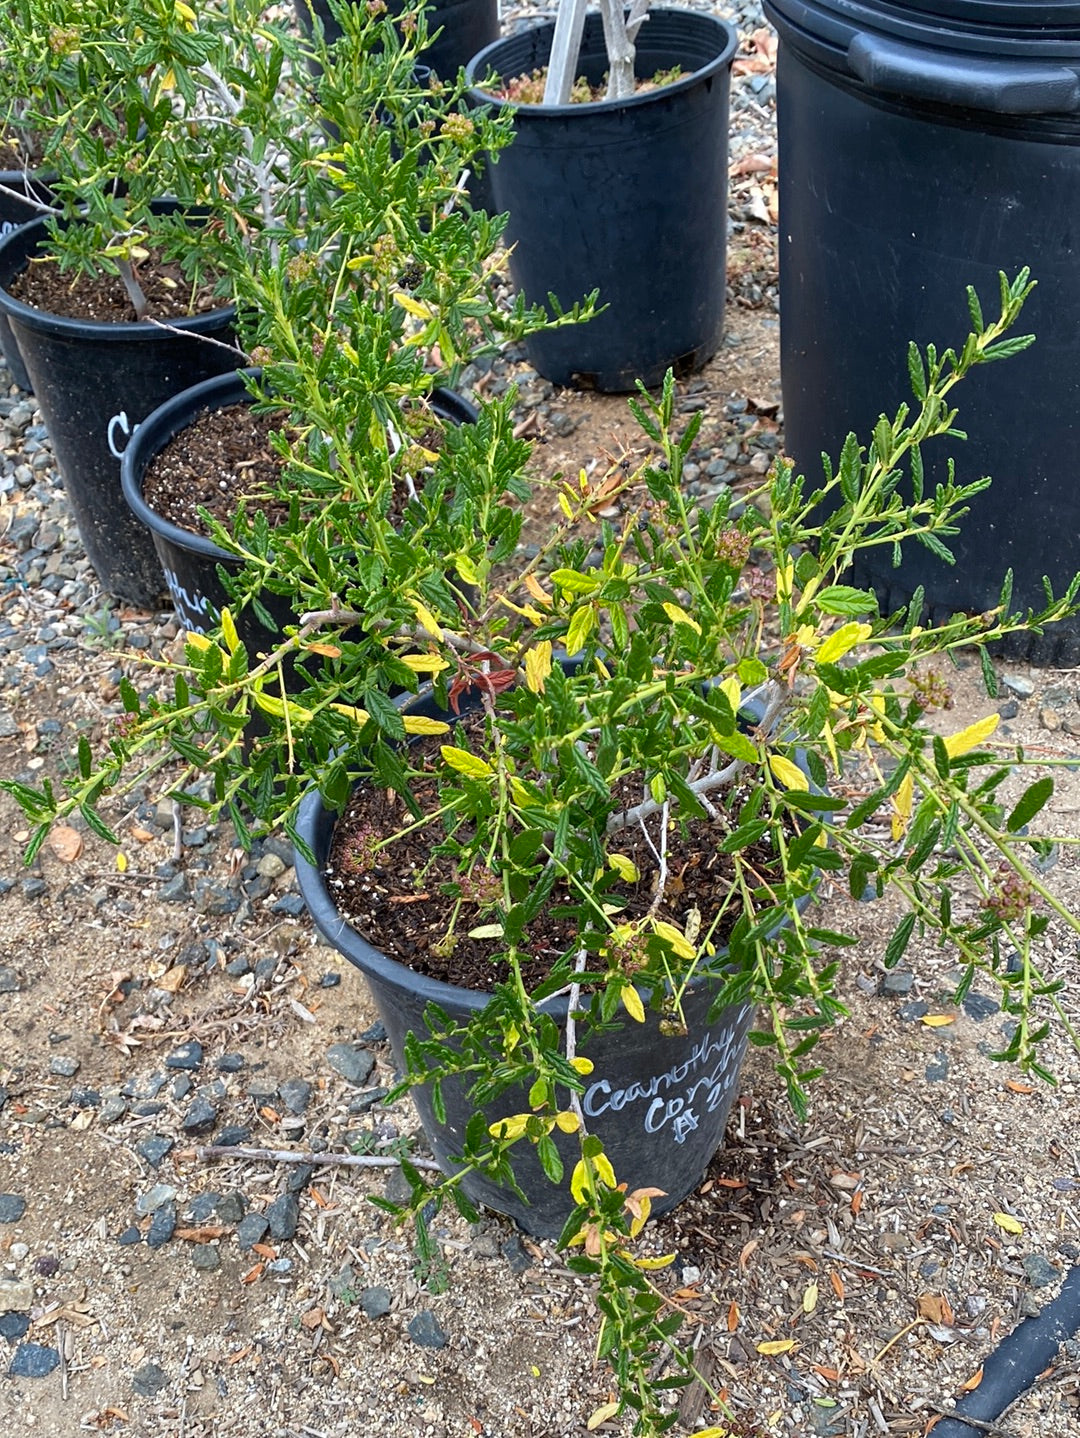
[123, 372, 482, 565]
[465, 7, 738, 116]
[0, 212, 237, 340]
[120, 366, 265, 565]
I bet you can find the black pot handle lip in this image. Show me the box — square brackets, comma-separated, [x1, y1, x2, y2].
[846, 32, 1080, 115]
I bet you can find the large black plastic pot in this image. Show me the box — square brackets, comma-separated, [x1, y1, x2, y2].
[764, 0, 1080, 664]
[0, 163, 52, 392]
[466, 10, 737, 393]
[295, 0, 498, 79]
[294, 722, 771, 1239]
[0, 209, 241, 607]
[122, 367, 478, 646]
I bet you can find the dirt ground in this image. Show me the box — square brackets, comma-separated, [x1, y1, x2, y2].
[2, 195, 1080, 1438]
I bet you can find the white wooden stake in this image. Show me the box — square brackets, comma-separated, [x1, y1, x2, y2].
[543, 0, 590, 105]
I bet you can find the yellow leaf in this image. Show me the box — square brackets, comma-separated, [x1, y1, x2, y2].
[394, 291, 434, 320]
[594, 1151, 617, 1189]
[305, 642, 342, 659]
[689, 1429, 731, 1438]
[756, 1339, 798, 1356]
[620, 984, 645, 1024]
[399, 654, 450, 673]
[410, 598, 443, 640]
[440, 746, 493, 779]
[467, 923, 504, 939]
[943, 713, 1000, 758]
[662, 601, 701, 634]
[587, 1403, 620, 1430]
[220, 607, 239, 654]
[115, 851, 128, 873]
[816, 621, 872, 664]
[993, 1211, 1024, 1235]
[768, 753, 809, 792]
[608, 853, 639, 883]
[891, 770, 914, 841]
[402, 715, 450, 735]
[719, 676, 741, 713]
[570, 1160, 589, 1205]
[185, 631, 212, 652]
[803, 1283, 819, 1314]
[330, 702, 370, 726]
[569, 1057, 594, 1075]
[488, 1114, 528, 1140]
[554, 1111, 580, 1134]
[921, 1014, 956, 1028]
[525, 640, 553, 694]
[652, 920, 696, 959]
[630, 1252, 677, 1270]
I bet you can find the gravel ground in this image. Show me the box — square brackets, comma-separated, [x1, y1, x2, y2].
[2, 4, 1080, 1437]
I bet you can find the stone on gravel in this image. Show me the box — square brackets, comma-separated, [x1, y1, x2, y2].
[408, 1310, 448, 1349]
[325, 1043, 375, 1086]
[0, 1312, 30, 1343]
[135, 1183, 177, 1216]
[166, 1040, 204, 1071]
[285, 1163, 316, 1194]
[0, 1196, 26, 1223]
[279, 1078, 312, 1113]
[265, 1192, 299, 1242]
[8, 1343, 59, 1378]
[1001, 673, 1035, 697]
[924, 1051, 950, 1082]
[501, 1235, 533, 1275]
[192, 1245, 221, 1272]
[0, 1281, 34, 1313]
[360, 1286, 392, 1319]
[881, 970, 914, 996]
[215, 1125, 251, 1148]
[215, 1192, 246, 1223]
[146, 1202, 177, 1250]
[132, 1362, 169, 1396]
[1023, 1254, 1060, 1289]
[962, 992, 999, 1022]
[215, 1053, 244, 1073]
[117, 1226, 142, 1246]
[180, 1096, 218, 1135]
[136, 1136, 174, 1169]
[0, 969, 19, 994]
[48, 1055, 79, 1078]
[235, 1213, 270, 1249]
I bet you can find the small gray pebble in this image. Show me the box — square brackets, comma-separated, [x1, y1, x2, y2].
[215, 1053, 244, 1073]
[8, 1343, 59, 1379]
[924, 1051, 950, 1082]
[279, 1078, 312, 1114]
[1022, 1254, 1060, 1290]
[215, 1192, 246, 1224]
[265, 1192, 300, 1242]
[135, 1184, 177, 1216]
[407, 1310, 448, 1349]
[325, 1043, 375, 1087]
[360, 1286, 392, 1319]
[881, 971, 914, 996]
[171, 1074, 193, 1101]
[117, 1226, 142, 1246]
[191, 1246, 221, 1272]
[132, 1362, 169, 1397]
[0, 968, 19, 994]
[146, 1202, 177, 1250]
[48, 1055, 79, 1078]
[165, 1041, 204, 1071]
[0, 1196, 26, 1223]
[215, 1126, 251, 1148]
[0, 1312, 30, 1343]
[135, 1136, 174, 1169]
[179, 1097, 217, 1135]
[501, 1234, 533, 1275]
[235, 1213, 270, 1250]
[899, 1000, 930, 1021]
[961, 991, 999, 1022]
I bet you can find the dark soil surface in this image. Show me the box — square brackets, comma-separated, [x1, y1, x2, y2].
[326, 723, 794, 993]
[141, 403, 291, 538]
[7, 253, 224, 323]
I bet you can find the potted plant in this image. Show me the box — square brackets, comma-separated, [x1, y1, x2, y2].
[6, 269, 1080, 1430]
[464, 4, 738, 391]
[0, 0, 501, 604]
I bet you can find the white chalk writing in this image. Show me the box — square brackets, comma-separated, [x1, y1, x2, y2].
[107, 409, 139, 460]
[161, 564, 215, 635]
[582, 1004, 751, 1145]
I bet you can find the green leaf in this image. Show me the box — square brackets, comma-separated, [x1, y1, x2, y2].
[720, 820, 769, 854]
[536, 1133, 563, 1184]
[884, 912, 917, 969]
[364, 688, 406, 740]
[79, 802, 119, 845]
[1006, 776, 1054, 833]
[77, 735, 92, 780]
[737, 657, 768, 686]
[550, 568, 600, 595]
[441, 746, 493, 780]
[814, 586, 878, 617]
[907, 341, 927, 401]
[564, 605, 596, 656]
[713, 728, 758, 763]
[966, 285, 984, 332]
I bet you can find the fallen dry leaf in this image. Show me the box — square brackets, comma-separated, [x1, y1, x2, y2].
[129, 825, 156, 843]
[174, 1226, 230, 1243]
[756, 1339, 798, 1356]
[917, 1293, 954, 1326]
[959, 1366, 984, 1392]
[921, 1013, 956, 1027]
[993, 1211, 1024, 1235]
[727, 1301, 739, 1332]
[48, 824, 83, 863]
[730, 152, 775, 178]
[300, 1307, 325, 1330]
[155, 964, 187, 995]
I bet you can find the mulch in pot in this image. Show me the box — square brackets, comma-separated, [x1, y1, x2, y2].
[326, 718, 797, 994]
[6, 253, 224, 323]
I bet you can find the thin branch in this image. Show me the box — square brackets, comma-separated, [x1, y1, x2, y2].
[564, 949, 589, 1134]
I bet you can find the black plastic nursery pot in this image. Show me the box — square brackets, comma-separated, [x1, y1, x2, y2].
[764, 0, 1080, 664]
[0, 209, 241, 608]
[466, 10, 737, 393]
[296, 0, 499, 80]
[0, 164, 52, 392]
[294, 782, 758, 1241]
[122, 368, 478, 646]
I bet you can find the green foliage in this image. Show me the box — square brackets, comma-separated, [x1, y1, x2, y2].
[3, 43, 1080, 1425]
